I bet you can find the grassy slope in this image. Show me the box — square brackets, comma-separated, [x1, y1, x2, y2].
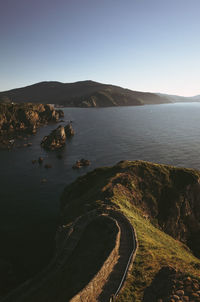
[113, 196, 200, 301]
[60, 160, 200, 302]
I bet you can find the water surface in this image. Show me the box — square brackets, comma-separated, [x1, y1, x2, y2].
[1, 103, 200, 283]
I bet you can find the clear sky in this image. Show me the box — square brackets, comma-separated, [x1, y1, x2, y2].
[1, 0, 200, 96]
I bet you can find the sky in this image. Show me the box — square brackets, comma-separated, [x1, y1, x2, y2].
[0, 0, 200, 96]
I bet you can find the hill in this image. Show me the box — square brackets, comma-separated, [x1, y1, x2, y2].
[0, 81, 171, 107]
[2, 161, 200, 302]
[158, 93, 200, 103]
[60, 160, 200, 302]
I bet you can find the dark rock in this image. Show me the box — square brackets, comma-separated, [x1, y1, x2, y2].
[80, 158, 90, 166]
[38, 157, 44, 164]
[44, 164, 52, 169]
[41, 178, 47, 183]
[64, 122, 75, 137]
[175, 290, 184, 296]
[72, 159, 91, 169]
[0, 103, 64, 149]
[182, 296, 189, 302]
[41, 125, 66, 150]
[41, 123, 75, 150]
[143, 266, 177, 302]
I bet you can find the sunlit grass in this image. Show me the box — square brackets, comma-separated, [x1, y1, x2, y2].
[112, 190, 200, 302]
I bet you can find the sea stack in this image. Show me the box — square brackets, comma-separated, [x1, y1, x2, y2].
[41, 123, 74, 150]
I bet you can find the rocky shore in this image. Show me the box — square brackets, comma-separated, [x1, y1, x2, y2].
[0, 103, 64, 149]
[144, 266, 200, 302]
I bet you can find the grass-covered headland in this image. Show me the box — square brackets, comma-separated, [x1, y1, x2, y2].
[60, 160, 200, 301]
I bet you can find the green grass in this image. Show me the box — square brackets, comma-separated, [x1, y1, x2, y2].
[112, 190, 200, 301]
[60, 160, 200, 301]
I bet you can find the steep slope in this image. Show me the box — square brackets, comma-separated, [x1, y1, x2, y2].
[1, 161, 200, 302]
[60, 160, 200, 301]
[0, 81, 171, 107]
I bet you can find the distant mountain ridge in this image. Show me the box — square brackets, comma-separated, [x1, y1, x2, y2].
[158, 93, 200, 103]
[0, 80, 199, 107]
[0, 80, 170, 107]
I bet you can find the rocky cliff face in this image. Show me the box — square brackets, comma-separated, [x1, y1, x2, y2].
[0, 103, 64, 148]
[108, 161, 200, 257]
[61, 160, 200, 258]
[143, 266, 200, 302]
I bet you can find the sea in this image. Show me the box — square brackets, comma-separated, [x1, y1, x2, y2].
[1, 102, 200, 284]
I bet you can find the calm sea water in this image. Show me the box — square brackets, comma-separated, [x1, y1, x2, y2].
[1, 102, 200, 283]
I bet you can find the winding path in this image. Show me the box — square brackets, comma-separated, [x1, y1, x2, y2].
[0, 209, 137, 302]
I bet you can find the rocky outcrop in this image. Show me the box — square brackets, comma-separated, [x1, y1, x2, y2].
[60, 160, 200, 258]
[64, 123, 74, 136]
[0, 103, 64, 149]
[72, 158, 90, 169]
[143, 266, 200, 302]
[41, 125, 66, 150]
[41, 123, 74, 150]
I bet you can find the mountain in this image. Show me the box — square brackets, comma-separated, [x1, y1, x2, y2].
[0, 81, 171, 107]
[158, 93, 200, 103]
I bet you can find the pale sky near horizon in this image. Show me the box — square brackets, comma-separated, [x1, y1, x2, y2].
[0, 0, 200, 96]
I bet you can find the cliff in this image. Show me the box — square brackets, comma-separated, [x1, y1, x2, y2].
[0, 81, 171, 107]
[61, 161, 200, 252]
[60, 160, 200, 301]
[1, 161, 200, 302]
[0, 103, 64, 148]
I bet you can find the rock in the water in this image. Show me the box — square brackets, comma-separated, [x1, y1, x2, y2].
[38, 157, 44, 164]
[44, 164, 52, 169]
[72, 158, 91, 169]
[41, 123, 74, 150]
[41, 178, 47, 183]
[64, 123, 75, 137]
[0, 103, 64, 149]
[41, 125, 66, 150]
